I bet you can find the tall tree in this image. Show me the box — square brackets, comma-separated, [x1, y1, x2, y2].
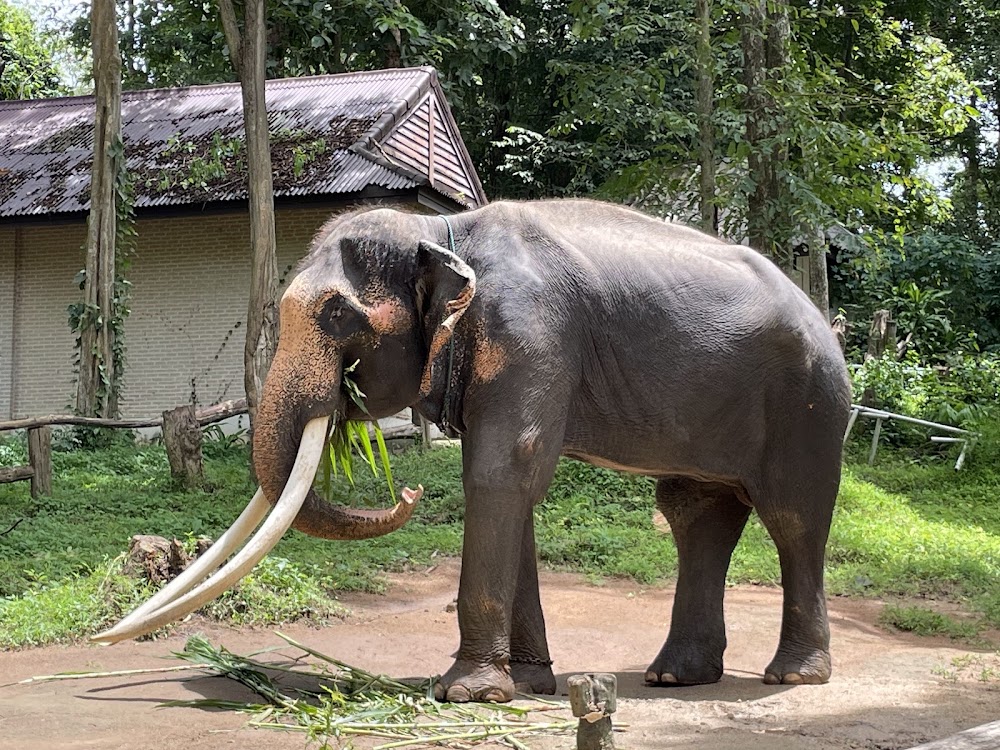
[217, 0, 278, 427]
[694, 0, 716, 234]
[740, 0, 791, 266]
[76, 0, 123, 417]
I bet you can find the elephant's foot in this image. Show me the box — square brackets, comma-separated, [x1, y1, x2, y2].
[644, 638, 724, 686]
[763, 647, 831, 685]
[434, 658, 516, 703]
[511, 660, 557, 695]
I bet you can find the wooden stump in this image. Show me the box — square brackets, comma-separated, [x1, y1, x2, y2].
[162, 405, 203, 489]
[27, 426, 52, 498]
[568, 673, 617, 750]
[866, 309, 896, 361]
[831, 314, 848, 354]
[125, 535, 191, 586]
[863, 309, 896, 405]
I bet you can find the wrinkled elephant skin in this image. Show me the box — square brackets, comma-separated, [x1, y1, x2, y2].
[253, 199, 851, 703]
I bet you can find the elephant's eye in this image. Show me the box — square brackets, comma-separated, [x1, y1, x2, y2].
[318, 293, 364, 338]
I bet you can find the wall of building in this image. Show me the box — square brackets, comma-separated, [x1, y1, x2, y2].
[2, 204, 345, 419]
[8, 221, 84, 418]
[0, 225, 17, 419]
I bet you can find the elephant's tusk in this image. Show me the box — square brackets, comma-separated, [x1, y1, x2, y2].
[90, 416, 330, 644]
[96, 488, 270, 635]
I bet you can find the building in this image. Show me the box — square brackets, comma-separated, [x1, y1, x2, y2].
[0, 68, 486, 419]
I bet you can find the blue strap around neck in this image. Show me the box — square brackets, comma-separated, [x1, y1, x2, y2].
[438, 215, 458, 435]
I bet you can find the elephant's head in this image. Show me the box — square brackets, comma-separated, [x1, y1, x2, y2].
[253, 208, 477, 539]
[90, 208, 476, 644]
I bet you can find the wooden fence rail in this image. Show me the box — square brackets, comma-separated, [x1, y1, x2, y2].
[0, 399, 247, 498]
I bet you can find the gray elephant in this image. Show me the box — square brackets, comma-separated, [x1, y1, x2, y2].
[96, 199, 851, 703]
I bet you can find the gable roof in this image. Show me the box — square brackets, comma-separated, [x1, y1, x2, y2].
[0, 67, 487, 218]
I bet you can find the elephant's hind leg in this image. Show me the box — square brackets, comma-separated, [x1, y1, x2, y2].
[754, 476, 837, 685]
[646, 477, 751, 686]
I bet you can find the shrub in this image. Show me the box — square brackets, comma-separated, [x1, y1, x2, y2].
[851, 353, 1000, 427]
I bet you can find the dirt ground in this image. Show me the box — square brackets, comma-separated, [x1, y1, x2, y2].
[2, 560, 998, 750]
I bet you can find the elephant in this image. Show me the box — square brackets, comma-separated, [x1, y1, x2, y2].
[95, 198, 851, 704]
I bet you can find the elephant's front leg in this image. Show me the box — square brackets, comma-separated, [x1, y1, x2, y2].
[434, 423, 562, 703]
[510, 515, 557, 695]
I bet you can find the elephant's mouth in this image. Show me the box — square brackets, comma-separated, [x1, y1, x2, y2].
[91, 416, 423, 644]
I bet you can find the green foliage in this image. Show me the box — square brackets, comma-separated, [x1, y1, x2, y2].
[319, 361, 396, 504]
[0, 0, 61, 99]
[200, 556, 346, 627]
[150, 132, 245, 193]
[833, 231, 1000, 355]
[0, 554, 343, 648]
[0, 557, 155, 648]
[850, 353, 1000, 427]
[879, 604, 981, 640]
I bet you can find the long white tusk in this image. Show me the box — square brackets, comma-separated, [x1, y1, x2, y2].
[91, 416, 329, 644]
[100, 488, 270, 634]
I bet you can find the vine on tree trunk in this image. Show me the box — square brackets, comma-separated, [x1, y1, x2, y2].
[68, 136, 135, 421]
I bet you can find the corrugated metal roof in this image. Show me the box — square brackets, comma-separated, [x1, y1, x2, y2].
[0, 67, 485, 217]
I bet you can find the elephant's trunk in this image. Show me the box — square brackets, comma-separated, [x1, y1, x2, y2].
[253, 351, 420, 541]
[89, 352, 421, 645]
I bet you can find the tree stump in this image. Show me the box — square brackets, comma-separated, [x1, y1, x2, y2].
[863, 309, 897, 405]
[568, 673, 617, 750]
[27, 426, 52, 498]
[831, 314, 848, 354]
[866, 309, 896, 361]
[125, 535, 191, 586]
[162, 405, 203, 488]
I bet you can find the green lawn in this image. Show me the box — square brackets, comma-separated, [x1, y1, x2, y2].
[1, 422, 998, 647]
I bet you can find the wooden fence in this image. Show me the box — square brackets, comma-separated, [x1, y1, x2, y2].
[0, 399, 247, 498]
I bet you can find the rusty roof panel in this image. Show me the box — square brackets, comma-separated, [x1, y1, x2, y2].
[0, 67, 485, 217]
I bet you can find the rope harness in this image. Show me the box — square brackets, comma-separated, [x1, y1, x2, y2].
[438, 216, 458, 435]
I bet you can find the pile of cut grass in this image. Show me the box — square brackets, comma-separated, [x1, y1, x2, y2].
[21, 633, 577, 749]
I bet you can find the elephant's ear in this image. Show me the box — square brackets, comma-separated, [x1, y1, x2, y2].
[416, 239, 477, 399]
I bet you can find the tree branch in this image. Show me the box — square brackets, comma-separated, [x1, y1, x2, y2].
[217, 0, 243, 73]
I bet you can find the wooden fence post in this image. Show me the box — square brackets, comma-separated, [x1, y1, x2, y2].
[568, 673, 617, 750]
[27, 426, 52, 498]
[162, 405, 203, 489]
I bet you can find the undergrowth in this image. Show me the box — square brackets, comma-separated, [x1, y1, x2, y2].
[879, 604, 981, 640]
[1, 417, 999, 647]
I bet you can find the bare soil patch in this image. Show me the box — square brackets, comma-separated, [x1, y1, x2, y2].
[2, 560, 997, 749]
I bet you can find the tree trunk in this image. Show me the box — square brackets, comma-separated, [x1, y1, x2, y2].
[162, 405, 204, 488]
[866, 310, 896, 361]
[807, 231, 831, 322]
[740, 0, 790, 268]
[27, 426, 52, 498]
[695, 0, 716, 234]
[77, 0, 122, 418]
[220, 0, 279, 430]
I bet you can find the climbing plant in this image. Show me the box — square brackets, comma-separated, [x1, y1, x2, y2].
[68, 137, 135, 417]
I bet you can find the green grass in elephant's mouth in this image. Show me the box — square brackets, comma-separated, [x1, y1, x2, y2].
[317, 360, 396, 505]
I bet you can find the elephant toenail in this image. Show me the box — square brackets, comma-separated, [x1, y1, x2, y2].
[660, 673, 678, 684]
[763, 672, 780, 685]
[483, 689, 507, 702]
[782, 672, 803, 684]
[644, 670, 659, 684]
[434, 682, 447, 701]
[447, 685, 472, 702]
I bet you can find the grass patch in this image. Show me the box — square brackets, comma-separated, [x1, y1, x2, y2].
[878, 604, 981, 640]
[2, 418, 999, 647]
[0, 554, 345, 649]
